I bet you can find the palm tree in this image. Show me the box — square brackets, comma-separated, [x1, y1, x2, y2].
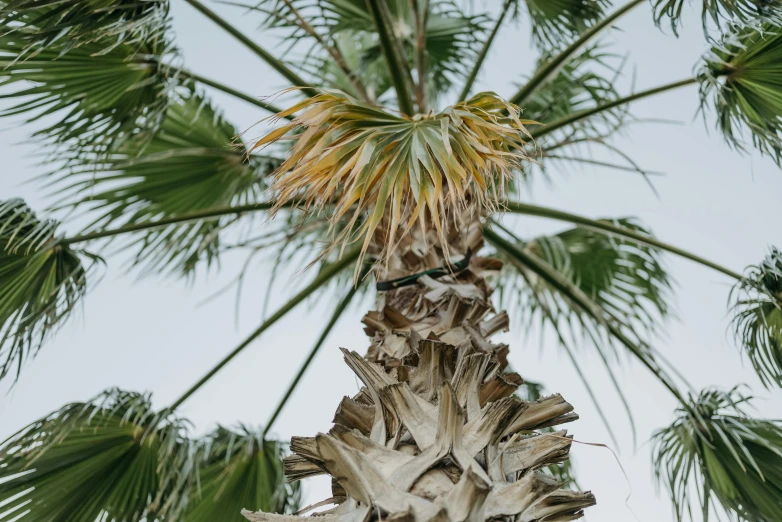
[1, 0, 782, 520]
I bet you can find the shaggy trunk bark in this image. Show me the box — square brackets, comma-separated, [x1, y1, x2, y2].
[244, 211, 595, 522]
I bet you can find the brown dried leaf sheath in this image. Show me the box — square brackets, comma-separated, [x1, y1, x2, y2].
[244, 214, 594, 522]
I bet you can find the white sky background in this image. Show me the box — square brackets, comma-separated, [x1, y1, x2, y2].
[2, 1, 782, 520]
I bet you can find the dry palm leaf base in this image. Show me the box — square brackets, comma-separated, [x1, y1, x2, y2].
[244, 214, 593, 522]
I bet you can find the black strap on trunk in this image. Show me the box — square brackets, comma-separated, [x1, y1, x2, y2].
[376, 248, 473, 292]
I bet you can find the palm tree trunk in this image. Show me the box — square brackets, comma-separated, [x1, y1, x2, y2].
[244, 211, 595, 521]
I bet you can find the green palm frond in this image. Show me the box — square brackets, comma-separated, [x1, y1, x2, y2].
[730, 247, 782, 388]
[0, 389, 194, 522]
[653, 387, 782, 521]
[0, 199, 97, 382]
[0, 0, 168, 51]
[49, 91, 275, 276]
[699, 22, 782, 164]
[0, 14, 175, 150]
[523, 0, 611, 49]
[493, 218, 672, 356]
[249, 0, 487, 102]
[653, 0, 782, 33]
[185, 426, 300, 521]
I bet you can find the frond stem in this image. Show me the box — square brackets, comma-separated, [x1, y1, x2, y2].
[263, 265, 370, 437]
[502, 200, 741, 280]
[168, 244, 361, 411]
[509, 0, 645, 106]
[175, 69, 290, 117]
[531, 77, 699, 138]
[366, 0, 416, 116]
[459, 0, 513, 101]
[411, 0, 428, 112]
[484, 227, 689, 405]
[60, 202, 281, 245]
[183, 0, 316, 97]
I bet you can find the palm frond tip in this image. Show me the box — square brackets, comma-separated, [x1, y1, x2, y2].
[652, 0, 782, 33]
[730, 247, 782, 388]
[253, 90, 535, 265]
[0, 199, 97, 382]
[523, 0, 611, 49]
[653, 387, 782, 521]
[699, 22, 782, 164]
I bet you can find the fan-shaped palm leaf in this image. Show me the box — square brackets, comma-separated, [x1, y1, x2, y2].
[653, 387, 782, 521]
[49, 91, 275, 276]
[0, 14, 175, 150]
[0, 389, 194, 522]
[653, 0, 782, 33]
[699, 22, 782, 164]
[0, 0, 168, 51]
[523, 0, 611, 49]
[493, 218, 672, 356]
[0, 199, 97, 382]
[185, 426, 300, 522]
[254, 90, 534, 265]
[730, 247, 782, 388]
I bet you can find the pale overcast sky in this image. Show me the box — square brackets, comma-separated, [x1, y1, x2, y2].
[1, 2, 781, 521]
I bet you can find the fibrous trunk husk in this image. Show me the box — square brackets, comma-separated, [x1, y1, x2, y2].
[244, 212, 595, 522]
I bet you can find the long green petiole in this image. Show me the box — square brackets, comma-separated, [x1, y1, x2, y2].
[366, 0, 416, 116]
[531, 77, 699, 139]
[263, 268, 368, 437]
[501, 200, 741, 280]
[459, 0, 513, 101]
[183, 0, 316, 97]
[175, 69, 290, 117]
[60, 202, 280, 246]
[168, 245, 361, 411]
[510, 0, 645, 106]
[484, 227, 689, 406]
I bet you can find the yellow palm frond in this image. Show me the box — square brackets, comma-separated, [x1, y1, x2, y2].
[252, 91, 535, 266]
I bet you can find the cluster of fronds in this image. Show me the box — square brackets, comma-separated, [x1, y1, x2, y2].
[0, 389, 299, 521]
[653, 387, 782, 521]
[254, 90, 535, 265]
[730, 247, 782, 387]
[0, 0, 169, 50]
[0, 0, 179, 178]
[0, 199, 96, 382]
[0, 389, 193, 522]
